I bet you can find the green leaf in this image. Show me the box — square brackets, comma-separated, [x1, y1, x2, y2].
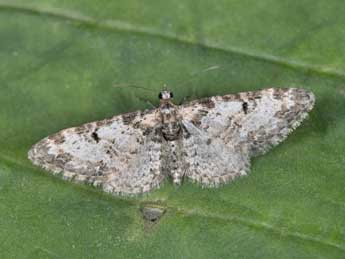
[1, 1, 344, 258]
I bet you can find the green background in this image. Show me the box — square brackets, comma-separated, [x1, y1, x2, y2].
[0, 1, 344, 258]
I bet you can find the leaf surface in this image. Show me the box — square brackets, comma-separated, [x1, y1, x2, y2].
[0, 1, 344, 258]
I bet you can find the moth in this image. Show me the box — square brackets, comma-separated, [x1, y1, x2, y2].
[28, 88, 315, 195]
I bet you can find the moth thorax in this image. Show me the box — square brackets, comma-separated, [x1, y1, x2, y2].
[162, 122, 181, 141]
[160, 104, 178, 123]
[159, 103, 181, 141]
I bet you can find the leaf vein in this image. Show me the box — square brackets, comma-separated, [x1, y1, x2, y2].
[1, 2, 345, 80]
[1, 153, 344, 252]
[176, 207, 345, 252]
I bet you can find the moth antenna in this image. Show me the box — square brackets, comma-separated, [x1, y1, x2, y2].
[175, 65, 222, 87]
[113, 83, 156, 93]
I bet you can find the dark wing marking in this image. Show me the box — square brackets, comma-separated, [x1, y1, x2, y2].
[28, 109, 165, 195]
[180, 88, 315, 185]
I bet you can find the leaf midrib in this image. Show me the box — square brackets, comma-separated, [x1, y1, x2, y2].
[1, 1, 345, 80]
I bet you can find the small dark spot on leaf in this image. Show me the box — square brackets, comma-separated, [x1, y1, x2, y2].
[141, 206, 165, 223]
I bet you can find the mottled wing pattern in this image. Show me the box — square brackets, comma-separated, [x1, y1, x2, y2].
[181, 88, 315, 186]
[28, 109, 164, 195]
[182, 121, 249, 186]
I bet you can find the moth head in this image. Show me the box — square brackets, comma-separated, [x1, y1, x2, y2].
[159, 90, 174, 100]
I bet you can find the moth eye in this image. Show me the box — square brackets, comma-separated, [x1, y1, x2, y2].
[242, 102, 248, 114]
[158, 92, 163, 99]
[170, 92, 174, 98]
